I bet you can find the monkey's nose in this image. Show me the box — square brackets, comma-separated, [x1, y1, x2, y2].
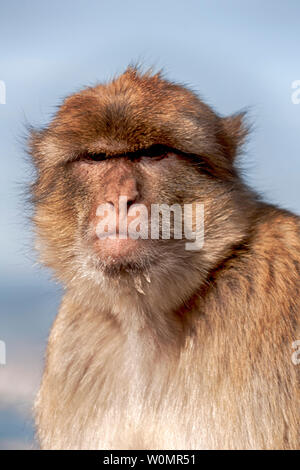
[107, 179, 139, 213]
[107, 194, 139, 213]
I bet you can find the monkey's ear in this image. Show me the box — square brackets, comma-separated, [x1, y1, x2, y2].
[221, 111, 249, 161]
[28, 128, 45, 165]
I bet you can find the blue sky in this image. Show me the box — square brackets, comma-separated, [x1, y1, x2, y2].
[0, 0, 299, 449]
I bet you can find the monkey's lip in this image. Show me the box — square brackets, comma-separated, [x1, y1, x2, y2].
[92, 235, 146, 260]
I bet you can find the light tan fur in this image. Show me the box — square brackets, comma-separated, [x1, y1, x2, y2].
[30, 68, 299, 449]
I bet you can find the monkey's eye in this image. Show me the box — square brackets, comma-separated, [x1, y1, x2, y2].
[139, 145, 170, 161]
[86, 153, 107, 162]
[76, 152, 107, 162]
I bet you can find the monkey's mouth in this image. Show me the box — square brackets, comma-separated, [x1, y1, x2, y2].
[93, 236, 146, 260]
[80, 219, 188, 278]
[80, 232, 177, 278]
[85, 240, 160, 278]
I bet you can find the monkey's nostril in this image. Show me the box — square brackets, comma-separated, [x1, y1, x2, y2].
[127, 198, 136, 209]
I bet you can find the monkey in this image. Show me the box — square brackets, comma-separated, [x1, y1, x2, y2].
[29, 67, 299, 450]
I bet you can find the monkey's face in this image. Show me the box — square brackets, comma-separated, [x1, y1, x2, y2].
[67, 145, 210, 277]
[30, 69, 250, 303]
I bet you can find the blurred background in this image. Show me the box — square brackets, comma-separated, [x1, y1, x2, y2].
[0, 0, 299, 449]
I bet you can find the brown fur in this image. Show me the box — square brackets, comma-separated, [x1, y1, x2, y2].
[29, 67, 299, 449]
